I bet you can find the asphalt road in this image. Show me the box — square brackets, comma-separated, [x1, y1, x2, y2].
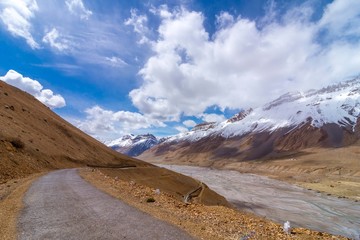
[160, 164, 360, 239]
[17, 169, 194, 240]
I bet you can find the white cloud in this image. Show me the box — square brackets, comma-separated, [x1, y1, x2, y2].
[318, 0, 360, 38]
[65, 0, 92, 20]
[0, 0, 39, 49]
[175, 126, 188, 133]
[150, 5, 172, 19]
[200, 113, 226, 123]
[42, 28, 69, 51]
[0, 70, 66, 109]
[183, 119, 196, 128]
[216, 12, 234, 29]
[130, 1, 360, 121]
[77, 105, 165, 139]
[105, 56, 128, 67]
[124, 9, 151, 44]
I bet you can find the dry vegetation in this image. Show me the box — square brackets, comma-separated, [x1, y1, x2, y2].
[80, 168, 347, 240]
[0, 173, 45, 240]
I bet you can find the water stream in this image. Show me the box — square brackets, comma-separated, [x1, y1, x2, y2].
[159, 164, 360, 239]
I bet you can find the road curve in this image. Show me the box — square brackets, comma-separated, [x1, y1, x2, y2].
[17, 169, 194, 240]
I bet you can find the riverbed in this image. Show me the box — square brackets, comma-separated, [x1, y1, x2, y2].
[159, 164, 360, 239]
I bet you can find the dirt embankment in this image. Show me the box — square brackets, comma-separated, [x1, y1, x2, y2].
[97, 166, 229, 206]
[80, 168, 346, 240]
[0, 172, 44, 240]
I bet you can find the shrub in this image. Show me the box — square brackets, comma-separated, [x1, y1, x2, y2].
[10, 138, 25, 149]
[146, 197, 155, 203]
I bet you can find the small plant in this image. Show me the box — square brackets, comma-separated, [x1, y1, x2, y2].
[10, 138, 25, 149]
[146, 197, 155, 203]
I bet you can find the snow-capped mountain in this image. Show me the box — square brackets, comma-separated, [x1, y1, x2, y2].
[107, 134, 158, 157]
[140, 77, 360, 162]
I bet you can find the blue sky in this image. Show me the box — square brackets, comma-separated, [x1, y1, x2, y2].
[0, 0, 359, 141]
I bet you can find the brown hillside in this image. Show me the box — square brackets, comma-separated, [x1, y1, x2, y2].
[0, 81, 228, 207]
[0, 80, 149, 182]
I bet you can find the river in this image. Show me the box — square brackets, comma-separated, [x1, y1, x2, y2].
[159, 164, 360, 239]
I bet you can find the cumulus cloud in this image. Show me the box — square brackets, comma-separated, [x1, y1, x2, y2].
[183, 119, 196, 128]
[124, 9, 151, 44]
[216, 12, 234, 29]
[42, 28, 69, 51]
[0, 0, 39, 49]
[65, 0, 92, 20]
[130, 1, 360, 121]
[200, 113, 226, 123]
[77, 105, 165, 139]
[175, 126, 188, 133]
[0, 70, 66, 108]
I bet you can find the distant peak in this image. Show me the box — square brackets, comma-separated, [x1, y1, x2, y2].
[227, 108, 253, 123]
[263, 91, 303, 111]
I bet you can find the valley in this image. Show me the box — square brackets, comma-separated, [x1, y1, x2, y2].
[137, 77, 360, 203]
[0, 78, 358, 239]
[1, 1, 359, 239]
[158, 164, 360, 239]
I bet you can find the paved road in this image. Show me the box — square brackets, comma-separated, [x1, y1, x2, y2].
[18, 169, 194, 240]
[160, 165, 360, 239]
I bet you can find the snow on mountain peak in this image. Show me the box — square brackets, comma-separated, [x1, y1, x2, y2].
[166, 77, 360, 143]
[107, 134, 158, 157]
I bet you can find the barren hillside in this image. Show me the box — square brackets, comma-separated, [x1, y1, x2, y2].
[0, 81, 149, 182]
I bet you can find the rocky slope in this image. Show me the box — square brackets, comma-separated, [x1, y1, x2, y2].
[107, 134, 158, 157]
[140, 77, 360, 163]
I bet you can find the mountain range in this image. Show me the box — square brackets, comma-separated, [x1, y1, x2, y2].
[138, 77, 360, 165]
[107, 134, 159, 157]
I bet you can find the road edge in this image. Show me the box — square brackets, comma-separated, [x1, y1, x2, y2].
[0, 172, 45, 240]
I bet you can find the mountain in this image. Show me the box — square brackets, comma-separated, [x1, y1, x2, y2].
[107, 134, 158, 157]
[139, 77, 360, 164]
[0, 81, 150, 182]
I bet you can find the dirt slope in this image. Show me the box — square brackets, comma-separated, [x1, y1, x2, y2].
[0, 81, 228, 207]
[0, 81, 149, 182]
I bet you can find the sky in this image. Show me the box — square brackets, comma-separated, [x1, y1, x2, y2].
[0, 0, 359, 141]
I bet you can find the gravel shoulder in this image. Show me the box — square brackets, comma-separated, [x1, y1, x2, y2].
[0, 173, 44, 240]
[17, 169, 193, 240]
